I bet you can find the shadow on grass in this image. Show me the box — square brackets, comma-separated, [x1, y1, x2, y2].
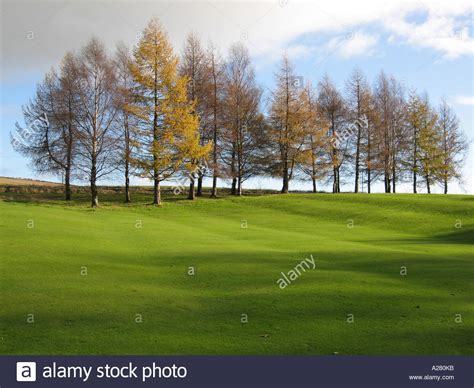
[429, 228, 474, 244]
[360, 227, 474, 245]
[0, 186, 279, 206]
[0, 190, 198, 206]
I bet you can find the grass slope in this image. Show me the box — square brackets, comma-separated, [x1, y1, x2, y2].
[0, 192, 473, 355]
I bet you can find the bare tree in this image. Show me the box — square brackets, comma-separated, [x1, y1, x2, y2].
[318, 75, 347, 193]
[74, 38, 120, 207]
[361, 89, 378, 193]
[345, 68, 371, 193]
[222, 43, 264, 195]
[12, 53, 79, 200]
[298, 82, 330, 192]
[114, 42, 136, 203]
[206, 43, 225, 198]
[373, 71, 407, 193]
[436, 99, 468, 194]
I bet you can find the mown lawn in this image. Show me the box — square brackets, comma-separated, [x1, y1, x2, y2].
[0, 191, 473, 355]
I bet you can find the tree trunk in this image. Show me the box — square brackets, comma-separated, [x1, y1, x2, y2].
[367, 125, 371, 194]
[331, 114, 338, 194]
[392, 157, 396, 193]
[153, 174, 160, 205]
[211, 176, 218, 198]
[310, 149, 317, 194]
[392, 172, 396, 193]
[281, 167, 289, 194]
[125, 177, 130, 203]
[354, 165, 359, 193]
[188, 175, 196, 200]
[196, 174, 203, 196]
[125, 175, 132, 203]
[444, 178, 448, 194]
[281, 177, 289, 194]
[354, 126, 361, 193]
[124, 113, 131, 203]
[231, 147, 237, 195]
[156, 180, 161, 204]
[237, 176, 242, 196]
[124, 161, 130, 203]
[386, 176, 390, 193]
[90, 163, 98, 208]
[152, 63, 160, 206]
[367, 168, 371, 194]
[64, 105, 74, 201]
[337, 168, 340, 193]
[211, 138, 217, 197]
[333, 166, 340, 193]
[210, 57, 219, 199]
[91, 182, 98, 208]
[426, 176, 431, 194]
[413, 130, 417, 194]
[64, 166, 72, 201]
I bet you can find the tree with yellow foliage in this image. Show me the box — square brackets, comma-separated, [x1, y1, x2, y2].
[298, 82, 331, 193]
[269, 55, 308, 194]
[128, 18, 209, 205]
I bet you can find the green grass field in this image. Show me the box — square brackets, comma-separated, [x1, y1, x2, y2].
[0, 190, 473, 355]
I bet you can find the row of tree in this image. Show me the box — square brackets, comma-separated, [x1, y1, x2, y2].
[13, 18, 468, 207]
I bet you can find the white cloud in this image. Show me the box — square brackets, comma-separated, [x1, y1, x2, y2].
[1, 0, 472, 80]
[382, 8, 474, 59]
[326, 32, 379, 58]
[240, 0, 473, 60]
[285, 44, 316, 59]
[454, 95, 474, 106]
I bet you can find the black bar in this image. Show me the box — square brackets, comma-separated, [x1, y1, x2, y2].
[1, 356, 472, 387]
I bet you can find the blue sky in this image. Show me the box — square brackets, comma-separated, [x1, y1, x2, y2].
[1, 0, 473, 193]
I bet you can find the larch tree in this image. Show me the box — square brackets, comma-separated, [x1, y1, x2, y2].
[222, 42, 264, 195]
[391, 80, 408, 193]
[437, 99, 468, 194]
[317, 75, 347, 193]
[374, 72, 393, 193]
[269, 55, 307, 194]
[114, 42, 136, 203]
[373, 71, 407, 193]
[298, 82, 330, 193]
[12, 52, 79, 200]
[345, 68, 371, 193]
[13, 18, 470, 197]
[206, 43, 225, 198]
[128, 18, 208, 205]
[406, 91, 435, 193]
[74, 38, 120, 208]
[361, 89, 377, 193]
[417, 98, 441, 193]
[179, 32, 210, 199]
